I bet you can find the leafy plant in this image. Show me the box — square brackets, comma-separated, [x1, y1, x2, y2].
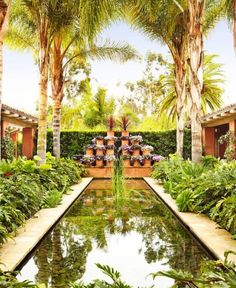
[42, 190, 63, 208]
[107, 115, 116, 131]
[218, 131, 236, 162]
[1, 137, 15, 161]
[119, 116, 131, 131]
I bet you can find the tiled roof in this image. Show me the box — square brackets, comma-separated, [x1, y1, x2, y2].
[1, 104, 38, 125]
[202, 103, 236, 124]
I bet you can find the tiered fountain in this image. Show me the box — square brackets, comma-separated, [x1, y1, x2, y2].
[80, 116, 162, 178]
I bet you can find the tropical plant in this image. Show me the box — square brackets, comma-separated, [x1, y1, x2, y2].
[107, 115, 116, 131]
[218, 130, 236, 161]
[159, 54, 224, 120]
[119, 115, 131, 131]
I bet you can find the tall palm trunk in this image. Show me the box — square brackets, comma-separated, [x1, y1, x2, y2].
[233, 0, 236, 51]
[175, 62, 186, 157]
[51, 37, 63, 158]
[187, 0, 205, 163]
[37, 21, 49, 164]
[0, 0, 8, 160]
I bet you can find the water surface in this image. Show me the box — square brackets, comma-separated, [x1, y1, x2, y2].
[18, 179, 210, 287]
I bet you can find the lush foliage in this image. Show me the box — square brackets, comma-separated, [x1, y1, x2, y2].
[0, 153, 84, 244]
[1, 136, 15, 161]
[153, 154, 236, 238]
[47, 129, 191, 159]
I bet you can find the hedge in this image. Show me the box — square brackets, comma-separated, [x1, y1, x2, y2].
[47, 129, 191, 159]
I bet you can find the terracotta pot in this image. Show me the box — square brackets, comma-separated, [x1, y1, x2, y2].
[96, 159, 103, 167]
[143, 150, 151, 155]
[86, 148, 94, 156]
[123, 159, 130, 167]
[132, 140, 140, 145]
[144, 159, 151, 167]
[121, 140, 129, 146]
[107, 139, 115, 145]
[96, 139, 104, 145]
[133, 149, 140, 156]
[107, 149, 114, 155]
[122, 150, 129, 156]
[96, 149, 104, 156]
[133, 159, 140, 167]
[122, 130, 129, 137]
[107, 130, 115, 137]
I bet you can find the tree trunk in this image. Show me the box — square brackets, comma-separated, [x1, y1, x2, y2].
[188, 0, 205, 163]
[37, 22, 49, 164]
[52, 99, 61, 158]
[233, 0, 236, 51]
[175, 57, 186, 158]
[51, 37, 63, 158]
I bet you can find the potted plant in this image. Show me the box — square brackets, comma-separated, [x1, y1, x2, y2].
[131, 144, 141, 156]
[85, 144, 95, 156]
[105, 135, 117, 145]
[104, 155, 116, 167]
[107, 116, 116, 137]
[143, 154, 152, 166]
[94, 136, 104, 145]
[81, 155, 95, 167]
[119, 116, 131, 136]
[120, 144, 130, 155]
[106, 144, 115, 155]
[130, 135, 142, 145]
[130, 155, 141, 167]
[94, 145, 106, 156]
[122, 154, 131, 167]
[95, 155, 104, 167]
[141, 145, 154, 155]
[152, 155, 165, 164]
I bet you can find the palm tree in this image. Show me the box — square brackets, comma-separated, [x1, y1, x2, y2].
[0, 0, 9, 160]
[8, 0, 77, 163]
[159, 54, 224, 119]
[224, 0, 236, 51]
[124, 0, 188, 157]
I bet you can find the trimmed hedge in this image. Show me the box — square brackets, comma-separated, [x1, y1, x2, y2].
[47, 129, 191, 159]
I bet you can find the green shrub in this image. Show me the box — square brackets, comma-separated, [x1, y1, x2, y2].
[153, 157, 236, 237]
[0, 154, 84, 244]
[1, 137, 15, 161]
[47, 129, 191, 159]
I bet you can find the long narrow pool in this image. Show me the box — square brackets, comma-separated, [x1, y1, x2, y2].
[18, 179, 210, 287]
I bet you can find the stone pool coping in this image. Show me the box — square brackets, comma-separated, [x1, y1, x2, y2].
[0, 177, 93, 272]
[144, 177, 236, 264]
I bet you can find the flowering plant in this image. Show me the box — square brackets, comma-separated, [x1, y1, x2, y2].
[105, 136, 117, 141]
[131, 144, 141, 150]
[92, 136, 104, 143]
[95, 155, 104, 160]
[72, 154, 83, 160]
[86, 144, 95, 149]
[106, 145, 115, 150]
[141, 145, 154, 152]
[120, 135, 129, 140]
[130, 155, 144, 166]
[104, 155, 116, 161]
[94, 145, 106, 150]
[81, 155, 95, 164]
[120, 144, 130, 151]
[152, 155, 165, 162]
[130, 135, 142, 143]
[143, 154, 152, 160]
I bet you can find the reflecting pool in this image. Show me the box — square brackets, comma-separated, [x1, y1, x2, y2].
[18, 179, 210, 287]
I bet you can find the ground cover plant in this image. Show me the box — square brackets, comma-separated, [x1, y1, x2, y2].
[152, 154, 236, 238]
[0, 153, 85, 244]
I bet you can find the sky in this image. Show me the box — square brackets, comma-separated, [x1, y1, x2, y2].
[2, 20, 236, 114]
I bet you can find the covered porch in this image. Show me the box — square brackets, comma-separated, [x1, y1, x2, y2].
[202, 103, 236, 158]
[1, 104, 38, 159]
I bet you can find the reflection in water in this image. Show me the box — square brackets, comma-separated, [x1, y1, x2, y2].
[18, 180, 209, 287]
